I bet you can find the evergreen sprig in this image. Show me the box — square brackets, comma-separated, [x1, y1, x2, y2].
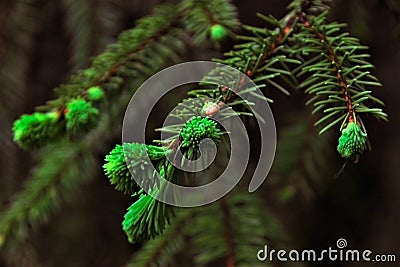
[294, 12, 387, 158]
[12, 0, 241, 150]
[1, 89, 141, 248]
[104, 0, 387, 245]
[4, 0, 240, 250]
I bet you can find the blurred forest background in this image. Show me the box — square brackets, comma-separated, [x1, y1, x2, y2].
[0, 0, 399, 266]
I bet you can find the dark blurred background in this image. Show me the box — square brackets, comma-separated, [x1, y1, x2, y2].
[0, 0, 399, 266]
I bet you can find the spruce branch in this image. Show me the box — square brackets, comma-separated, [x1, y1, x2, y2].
[103, 0, 357, 246]
[6, 0, 240, 250]
[12, 4, 184, 148]
[294, 12, 387, 159]
[12, 0, 240, 150]
[0, 89, 134, 248]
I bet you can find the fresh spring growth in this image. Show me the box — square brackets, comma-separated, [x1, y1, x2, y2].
[210, 24, 227, 41]
[337, 122, 368, 159]
[13, 112, 60, 149]
[86, 86, 105, 102]
[103, 143, 167, 194]
[122, 166, 175, 243]
[65, 98, 99, 133]
[180, 116, 222, 148]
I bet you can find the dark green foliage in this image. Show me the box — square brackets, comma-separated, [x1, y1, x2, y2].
[103, 0, 387, 246]
[4, 0, 241, 252]
[0, 142, 95, 248]
[11, 3, 186, 147]
[10, 0, 240, 150]
[215, 14, 301, 97]
[12, 112, 61, 149]
[127, 192, 284, 266]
